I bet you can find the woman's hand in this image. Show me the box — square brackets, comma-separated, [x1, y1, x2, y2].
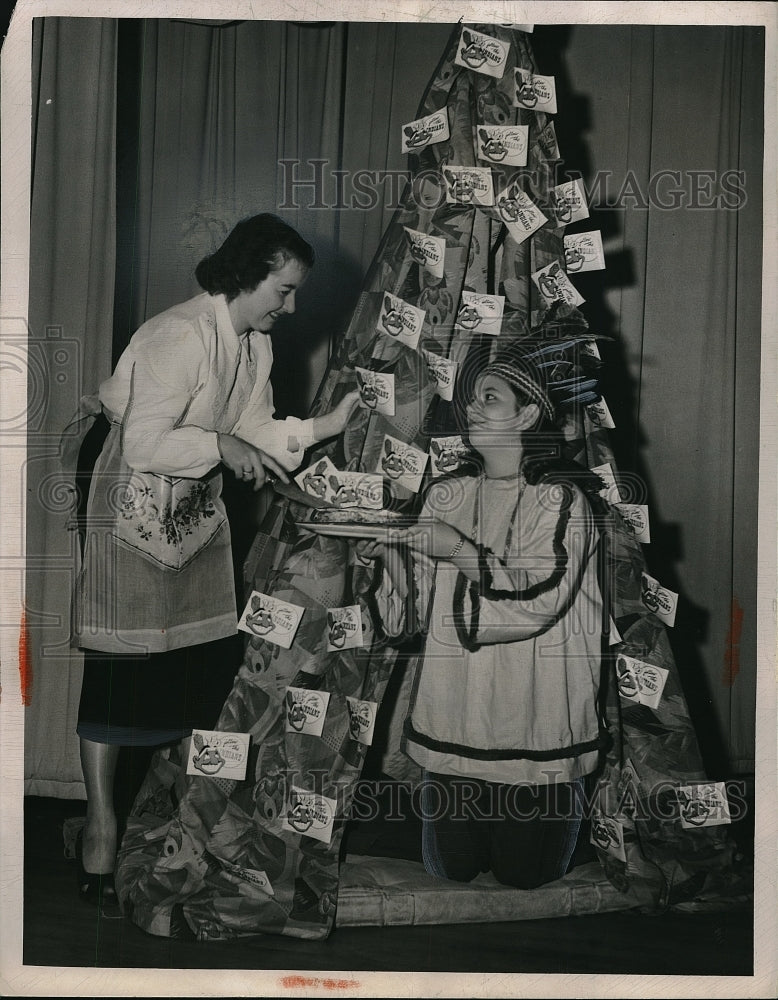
[216, 433, 290, 490]
[312, 389, 362, 442]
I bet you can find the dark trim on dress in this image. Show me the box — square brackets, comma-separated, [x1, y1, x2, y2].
[403, 715, 608, 762]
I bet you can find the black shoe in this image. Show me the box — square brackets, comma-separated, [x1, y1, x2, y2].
[75, 829, 123, 919]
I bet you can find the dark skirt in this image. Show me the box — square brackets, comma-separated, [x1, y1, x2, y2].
[77, 632, 245, 746]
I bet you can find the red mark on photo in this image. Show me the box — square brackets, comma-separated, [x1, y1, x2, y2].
[722, 597, 743, 687]
[19, 608, 32, 705]
[280, 976, 360, 991]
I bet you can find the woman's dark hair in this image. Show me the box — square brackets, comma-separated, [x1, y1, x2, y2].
[195, 213, 315, 301]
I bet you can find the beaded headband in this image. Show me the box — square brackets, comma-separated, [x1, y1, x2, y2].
[480, 361, 556, 422]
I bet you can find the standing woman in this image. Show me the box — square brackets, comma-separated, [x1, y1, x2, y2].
[358, 350, 607, 889]
[70, 213, 359, 907]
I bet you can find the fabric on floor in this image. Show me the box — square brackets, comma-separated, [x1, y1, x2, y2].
[335, 857, 637, 927]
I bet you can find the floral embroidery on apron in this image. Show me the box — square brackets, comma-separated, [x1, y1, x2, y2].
[114, 469, 226, 571]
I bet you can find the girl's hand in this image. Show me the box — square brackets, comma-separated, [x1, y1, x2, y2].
[217, 433, 290, 490]
[354, 537, 408, 595]
[312, 389, 362, 441]
[395, 520, 465, 561]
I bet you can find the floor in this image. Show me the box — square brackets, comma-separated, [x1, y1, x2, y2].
[21, 793, 755, 979]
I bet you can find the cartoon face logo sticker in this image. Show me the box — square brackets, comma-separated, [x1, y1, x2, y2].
[591, 815, 621, 850]
[641, 579, 660, 612]
[381, 439, 406, 480]
[431, 439, 462, 474]
[538, 268, 561, 301]
[497, 193, 522, 223]
[443, 168, 477, 203]
[406, 235, 428, 266]
[285, 690, 307, 732]
[478, 128, 507, 161]
[287, 790, 314, 833]
[456, 302, 482, 329]
[327, 475, 359, 508]
[359, 379, 379, 409]
[327, 611, 348, 649]
[515, 74, 538, 107]
[616, 656, 639, 699]
[459, 28, 489, 68]
[403, 122, 432, 148]
[191, 732, 225, 775]
[550, 188, 573, 224]
[244, 596, 275, 636]
[380, 293, 405, 336]
[301, 459, 329, 499]
[564, 244, 586, 272]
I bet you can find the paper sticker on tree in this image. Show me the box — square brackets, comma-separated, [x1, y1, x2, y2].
[477, 124, 528, 166]
[495, 183, 548, 243]
[430, 436, 470, 477]
[401, 110, 449, 152]
[514, 67, 557, 113]
[442, 165, 495, 206]
[238, 591, 305, 648]
[455, 26, 509, 78]
[376, 291, 426, 350]
[564, 231, 605, 273]
[455, 291, 505, 336]
[285, 687, 331, 737]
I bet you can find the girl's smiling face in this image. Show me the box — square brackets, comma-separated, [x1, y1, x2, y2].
[229, 256, 309, 335]
[466, 373, 534, 450]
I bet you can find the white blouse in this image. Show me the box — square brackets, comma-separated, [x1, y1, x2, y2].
[100, 292, 315, 478]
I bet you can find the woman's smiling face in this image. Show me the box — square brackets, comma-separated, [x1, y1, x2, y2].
[229, 256, 309, 334]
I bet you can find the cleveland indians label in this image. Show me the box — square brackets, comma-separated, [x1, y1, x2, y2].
[532, 260, 585, 308]
[346, 697, 377, 746]
[376, 291, 426, 350]
[589, 810, 626, 861]
[430, 435, 469, 477]
[326, 605, 364, 652]
[455, 27, 509, 79]
[641, 573, 678, 627]
[514, 68, 557, 113]
[616, 503, 651, 543]
[550, 179, 589, 226]
[442, 165, 495, 207]
[423, 349, 458, 401]
[285, 686, 331, 737]
[537, 121, 560, 160]
[327, 470, 384, 510]
[401, 110, 450, 153]
[495, 183, 548, 244]
[676, 782, 731, 829]
[282, 786, 337, 844]
[585, 396, 616, 431]
[187, 730, 250, 780]
[238, 591, 305, 649]
[356, 367, 396, 417]
[375, 434, 428, 493]
[564, 230, 605, 272]
[295, 455, 339, 502]
[404, 227, 445, 279]
[477, 124, 528, 166]
[616, 654, 669, 710]
[455, 291, 505, 337]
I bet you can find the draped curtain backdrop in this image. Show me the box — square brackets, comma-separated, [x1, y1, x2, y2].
[24, 19, 762, 797]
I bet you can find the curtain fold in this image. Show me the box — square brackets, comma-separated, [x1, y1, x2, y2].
[24, 17, 118, 797]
